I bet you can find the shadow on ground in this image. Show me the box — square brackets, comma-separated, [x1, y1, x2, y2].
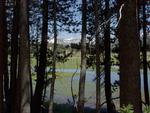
[42, 103, 119, 113]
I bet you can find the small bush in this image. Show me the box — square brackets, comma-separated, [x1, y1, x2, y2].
[144, 106, 150, 113]
[120, 104, 134, 113]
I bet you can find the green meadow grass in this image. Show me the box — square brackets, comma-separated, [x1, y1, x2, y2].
[31, 51, 150, 71]
[56, 56, 80, 69]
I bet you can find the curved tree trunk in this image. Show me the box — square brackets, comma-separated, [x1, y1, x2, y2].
[118, 0, 142, 112]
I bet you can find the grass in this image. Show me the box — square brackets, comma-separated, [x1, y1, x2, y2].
[31, 51, 150, 71]
[31, 51, 119, 70]
[56, 72, 79, 77]
[31, 52, 81, 69]
[56, 52, 81, 69]
[56, 57, 80, 69]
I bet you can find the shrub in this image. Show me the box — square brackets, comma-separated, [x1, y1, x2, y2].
[120, 104, 134, 113]
[144, 105, 150, 113]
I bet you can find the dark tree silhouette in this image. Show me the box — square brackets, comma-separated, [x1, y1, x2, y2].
[94, 0, 101, 113]
[118, 0, 142, 112]
[142, 0, 150, 105]
[10, 0, 19, 113]
[32, 0, 48, 113]
[104, 0, 113, 112]
[0, 0, 7, 112]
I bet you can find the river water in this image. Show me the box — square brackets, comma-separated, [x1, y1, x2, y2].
[43, 68, 150, 108]
[56, 68, 150, 89]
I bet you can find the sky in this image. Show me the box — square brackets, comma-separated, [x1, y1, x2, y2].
[57, 0, 81, 40]
[55, 0, 150, 40]
[59, 32, 81, 40]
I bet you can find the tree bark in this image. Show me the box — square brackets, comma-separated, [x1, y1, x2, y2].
[142, 0, 150, 105]
[18, 0, 31, 112]
[3, 1, 9, 112]
[0, 0, 7, 112]
[10, 0, 19, 113]
[48, 0, 57, 113]
[77, 0, 87, 113]
[32, 0, 48, 113]
[94, 0, 101, 113]
[118, 0, 142, 112]
[104, 0, 114, 112]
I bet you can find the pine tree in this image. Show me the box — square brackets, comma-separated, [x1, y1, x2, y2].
[77, 0, 87, 113]
[94, 0, 101, 113]
[48, 0, 57, 113]
[18, 0, 31, 112]
[142, 0, 150, 105]
[118, 0, 142, 112]
[10, 0, 19, 113]
[0, 0, 7, 112]
[32, 0, 48, 113]
[104, 0, 113, 112]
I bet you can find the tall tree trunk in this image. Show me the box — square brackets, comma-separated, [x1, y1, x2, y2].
[27, 0, 33, 99]
[118, 0, 142, 112]
[77, 0, 87, 113]
[36, 22, 40, 75]
[48, 0, 57, 113]
[3, 1, 9, 113]
[27, 0, 33, 108]
[142, 0, 150, 105]
[4, 53, 9, 113]
[0, 0, 7, 112]
[104, 0, 113, 112]
[10, 0, 19, 113]
[18, 0, 31, 112]
[94, 0, 101, 113]
[32, 0, 48, 112]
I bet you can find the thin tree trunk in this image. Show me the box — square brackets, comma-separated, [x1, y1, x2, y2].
[0, 0, 7, 112]
[94, 0, 101, 113]
[48, 0, 57, 113]
[77, 0, 87, 113]
[104, 0, 113, 112]
[32, 0, 48, 113]
[36, 22, 40, 74]
[18, 0, 31, 112]
[3, 1, 9, 112]
[118, 0, 142, 112]
[27, 0, 33, 102]
[142, 0, 150, 105]
[4, 55, 9, 113]
[10, 0, 19, 113]
[42, 72, 48, 103]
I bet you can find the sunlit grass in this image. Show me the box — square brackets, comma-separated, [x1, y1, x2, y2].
[56, 72, 79, 77]
[56, 52, 81, 69]
[31, 51, 150, 71]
